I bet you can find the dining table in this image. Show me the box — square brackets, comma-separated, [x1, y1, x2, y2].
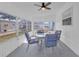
[29, 31, 55, 46]
[36, 33, 46, 46]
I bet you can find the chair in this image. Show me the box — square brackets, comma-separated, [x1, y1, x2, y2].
[25, 32, 39, 47]
[45, 30, 61, 47]
[55, 30, 61, 40]
[45, 34, 58, 47]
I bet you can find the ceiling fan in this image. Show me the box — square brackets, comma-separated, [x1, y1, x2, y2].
[34, 2, 51, 11]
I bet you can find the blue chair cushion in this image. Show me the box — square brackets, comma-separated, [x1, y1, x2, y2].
[46, 34, 57, 40]
[45, 34, 58, 47]
[45, 40, 57, 47]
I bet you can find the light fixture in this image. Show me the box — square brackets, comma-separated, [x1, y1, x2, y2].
[41, 7, 46, 11]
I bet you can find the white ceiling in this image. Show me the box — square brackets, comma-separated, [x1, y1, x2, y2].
[0, 2, 66, 21]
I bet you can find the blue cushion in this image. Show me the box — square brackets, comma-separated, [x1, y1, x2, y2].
[45, 34, 58, 47]
[45, 40, 57, 47]
[46, 34, 57, 40]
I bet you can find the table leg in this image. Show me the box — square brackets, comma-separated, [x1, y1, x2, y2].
[41, 39, 42, 46]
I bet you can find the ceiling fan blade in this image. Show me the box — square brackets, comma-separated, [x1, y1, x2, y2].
[45, 2, 51, 6]
[34, 4, 41, 7]
[45, 7, 51, 10]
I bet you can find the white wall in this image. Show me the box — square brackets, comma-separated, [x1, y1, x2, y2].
[56, 2, 79, 56]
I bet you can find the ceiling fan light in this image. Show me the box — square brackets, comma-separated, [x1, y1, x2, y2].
[41, 7, 46, 10]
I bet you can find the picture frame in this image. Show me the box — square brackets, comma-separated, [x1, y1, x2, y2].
[62, 7, 73, 25]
